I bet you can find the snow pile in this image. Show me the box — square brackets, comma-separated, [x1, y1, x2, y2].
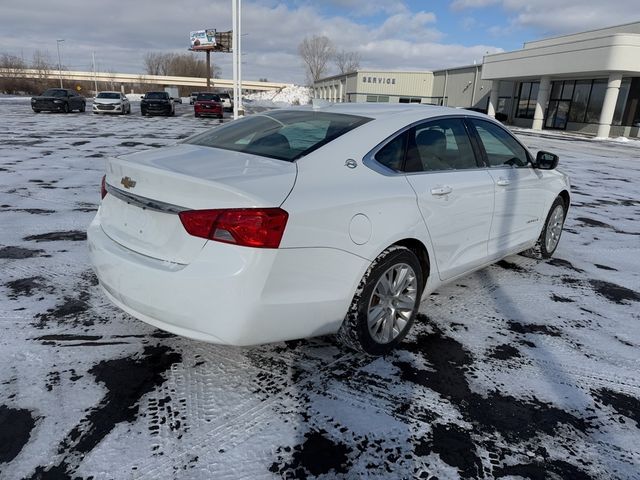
[244, 85, 311, 107]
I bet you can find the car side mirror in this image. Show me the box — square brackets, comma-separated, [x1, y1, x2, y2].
[169, 97, 174, 100]
[534, 150, 559, 170]
[141, 95, 145, 99]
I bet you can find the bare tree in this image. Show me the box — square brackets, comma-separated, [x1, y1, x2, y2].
[298, 35, 335, 84]
[143, 52, 165, 76]
[144, 52, 220, 79]
[32, 50, 57, 90]
[0, 53, 27, 93]
[335, 50, 361, 75]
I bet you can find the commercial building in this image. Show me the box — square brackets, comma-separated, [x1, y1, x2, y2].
[313, 21, 640, 138]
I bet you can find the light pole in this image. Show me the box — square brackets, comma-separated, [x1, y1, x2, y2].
[56, 39, 64, 88]
[232, 0, 242, 119]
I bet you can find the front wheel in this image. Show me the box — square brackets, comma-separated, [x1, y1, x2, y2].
[79, 103, 86, 112]
[337, 246, 423, 355]
[63, 103, 69, 113]
[522, 196, 566, 259]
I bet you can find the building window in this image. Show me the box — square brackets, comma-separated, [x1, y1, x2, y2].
[585, 80, 607, 124]
[568, 80, 591, 123]
[399, 97, 422, 103]
[366, 95, 389, 103]
[516, 82, 539, 119]
[613, 78, 631, 126]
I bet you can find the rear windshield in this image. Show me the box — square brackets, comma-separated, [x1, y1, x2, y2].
[42, 89, 67, 97]
[97, 92, 120, 99]
[183, 110, 372, 161]
[196, 93, 220, 101]
[145, 92, 169, 99]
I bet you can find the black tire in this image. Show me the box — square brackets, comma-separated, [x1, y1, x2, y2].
[337, 246, 423, 355]
[33, 109, 40, 113]
[79, 102, 86, 112]
[522, 196, 566, 259]
[63, 103, 69, 113]
[141, 110, 147, 116]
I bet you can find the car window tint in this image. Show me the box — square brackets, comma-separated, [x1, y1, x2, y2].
[405, 118, 477, 172]
[183, 110, 371, 161]
[374, 132, 407, 171]
[471, 119, 528, 168]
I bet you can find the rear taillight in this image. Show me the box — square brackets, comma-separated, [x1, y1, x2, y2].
[101, 175, 107, 199]
[179, 208, 288, 249]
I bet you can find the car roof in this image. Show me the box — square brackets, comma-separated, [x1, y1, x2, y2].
[97, 91, 121, 94]
[307, 102, 491, 122]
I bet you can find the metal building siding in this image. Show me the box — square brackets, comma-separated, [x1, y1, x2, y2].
[355, 71, 433, 97]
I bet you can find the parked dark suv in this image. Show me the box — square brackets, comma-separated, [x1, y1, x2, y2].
[141, 92, 175, 116]
[31, 88, 86, 113]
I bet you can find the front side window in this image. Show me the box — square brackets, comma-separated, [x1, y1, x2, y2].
[470, 119, 528, 168]
[184, 110, 371, 161]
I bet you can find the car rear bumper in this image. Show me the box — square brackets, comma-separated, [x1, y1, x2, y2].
[194, 106, 223, 116]
[87, 211, 368, 345]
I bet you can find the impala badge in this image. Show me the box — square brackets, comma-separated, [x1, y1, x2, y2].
[121, 176, 136, 189]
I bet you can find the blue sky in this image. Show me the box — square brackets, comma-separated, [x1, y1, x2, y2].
[0, 0, 639, 84]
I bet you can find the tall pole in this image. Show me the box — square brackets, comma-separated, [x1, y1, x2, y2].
[232, 0, 239, 119]
[237, 0, 242, 116]
[92, 52, 98, 95]
[56, 39, 64, 88]
[206, 50, 211, 91]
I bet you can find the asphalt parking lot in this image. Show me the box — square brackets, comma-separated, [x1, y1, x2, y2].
[0, 97, 639, 479]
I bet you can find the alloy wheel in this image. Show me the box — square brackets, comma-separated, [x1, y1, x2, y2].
[367, 263, 418, 344]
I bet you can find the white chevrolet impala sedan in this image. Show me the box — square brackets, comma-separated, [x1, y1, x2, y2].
[87, 104, 570, 354]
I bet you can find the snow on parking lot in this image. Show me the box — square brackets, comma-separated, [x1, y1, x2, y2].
[0, 97, 639, 479]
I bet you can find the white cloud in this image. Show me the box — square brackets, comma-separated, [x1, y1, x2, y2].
[452, 0, 640, 35]
[451, 0, 500, 11]
[0, 0, 505, 85]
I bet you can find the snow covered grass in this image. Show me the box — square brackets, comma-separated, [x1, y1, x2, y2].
[0, 99, 639, 479]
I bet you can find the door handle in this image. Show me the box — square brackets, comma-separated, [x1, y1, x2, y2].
[430, 186, 452, 196]
[496, 178, 510, 186]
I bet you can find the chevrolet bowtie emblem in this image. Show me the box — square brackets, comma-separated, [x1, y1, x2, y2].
[121, 176, 136, 189]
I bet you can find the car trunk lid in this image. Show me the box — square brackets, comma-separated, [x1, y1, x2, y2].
[100, 143, 297, 264]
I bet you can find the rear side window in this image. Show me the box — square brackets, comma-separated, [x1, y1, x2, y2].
[184, 110, 371, 161]
[405, 119, 478, 172]
[374, 132, 407, 171]
[470, 119, 529, 168]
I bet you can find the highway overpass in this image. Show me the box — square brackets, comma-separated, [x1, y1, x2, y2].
[0, 68, 291, 92]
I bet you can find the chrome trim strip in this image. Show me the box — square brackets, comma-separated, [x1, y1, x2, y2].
[105, 183, 187, 214]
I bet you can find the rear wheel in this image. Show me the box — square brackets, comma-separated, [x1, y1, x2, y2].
[337, 246, 423, 355]
[522, 196, 566, 259]
[79, 102, 86, 112]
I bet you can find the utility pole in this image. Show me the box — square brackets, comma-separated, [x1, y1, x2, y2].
[232, 0, 242, 119]
[56, 39, 64, 88]
[92, 52, 98, 95]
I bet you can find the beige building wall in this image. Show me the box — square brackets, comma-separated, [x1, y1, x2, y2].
[432, 65, 490, 108]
